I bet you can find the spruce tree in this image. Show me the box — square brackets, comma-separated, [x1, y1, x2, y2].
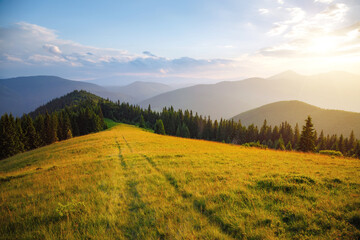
[176, 125, 181, 137]
[347, 130, 356, 154]
[338, 134, 345, 154]
[286, 141, 293, 151]
[21, 114, 39, 150]
[299, 116, 316, 152]
[154, 119, 165, 135]
[293, 123, 300, 149]
[0, 114, 23, 159]
[181, 123, 190, 138]
[34, 115, 46, 146]
[15, 117, 25, 153]
[278, 135, 285, 150]
[139, 114, 146, 128]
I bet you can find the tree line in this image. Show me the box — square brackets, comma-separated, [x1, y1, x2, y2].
[0, 104, 106, 160]
[101, 101, 360, 159]
[1, 90, 359, 160]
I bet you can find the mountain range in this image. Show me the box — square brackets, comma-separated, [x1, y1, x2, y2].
[140, 71, 360, 119]
[0, 76, 171, 116]
[104, 81, 172, 103]
[231, 100, 360, 138]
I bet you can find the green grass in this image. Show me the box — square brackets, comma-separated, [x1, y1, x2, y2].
[104, 118, 120, 129]
[1, 124, 360, 239]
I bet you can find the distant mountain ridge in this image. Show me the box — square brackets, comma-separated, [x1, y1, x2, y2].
[104, 81, 173, 103]
[0, 76, 132, 116]
[140, 71, 360, 119]
[231, 100, 360, 138]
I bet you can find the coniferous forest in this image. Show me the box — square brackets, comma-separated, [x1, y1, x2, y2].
[1, 90, 359, 160]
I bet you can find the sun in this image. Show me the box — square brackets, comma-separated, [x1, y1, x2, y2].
[307, 36, 341, 54]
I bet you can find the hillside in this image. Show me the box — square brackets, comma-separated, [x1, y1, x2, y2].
[231, 100, 360, 138]
[104, 81, 173, 103]
[1, 124, 359, 239]
[140, 71, 360, 119]
[29, 90, 105, 117]
[0, 76, 131, 116]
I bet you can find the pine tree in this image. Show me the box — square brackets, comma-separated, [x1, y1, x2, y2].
[21, 114, 39, 150]
[293, 123, 300, 149]
[181, 123, 190, 138]
[317, 130, 325, 151]
[62, 112, 73, 140]
[286, 141, 293, 151]
[347, 130, 356, 155]
[15, 117, 25, 153]
[154, 119, 165, 135]
[176, 125, 181, 137]
[139, 114, 146, 128]
[278, 135, 285, 150]
[44, 112, 58, 144]
[299, 116, 316, 152]
[354, 141, 360, 159]
[0, 114, 23, 159]
[338, 134, 345, 154]
[34, 115, 46, 146]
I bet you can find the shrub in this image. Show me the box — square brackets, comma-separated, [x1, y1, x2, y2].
[242, 142, 268, 149]
[319, 150, 343, 157]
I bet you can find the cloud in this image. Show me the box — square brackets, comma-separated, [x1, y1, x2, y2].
[253, 1, 360, 76]
[267, 23, 288, 36]
[0, 22, 235, 80]
[314, 0, 334, 4]
[258, 8, 269, 15]
[277, 0, 284, 5]
[43, 44, 62, 54]
[142, 51, 157, 57]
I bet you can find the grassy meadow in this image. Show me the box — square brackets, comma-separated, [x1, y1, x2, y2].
[1, 123, 360, 239]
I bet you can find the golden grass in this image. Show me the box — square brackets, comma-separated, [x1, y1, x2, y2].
[1, 124, 359, 239]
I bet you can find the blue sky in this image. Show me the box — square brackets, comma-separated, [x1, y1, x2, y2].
[0, 0, 359, 83]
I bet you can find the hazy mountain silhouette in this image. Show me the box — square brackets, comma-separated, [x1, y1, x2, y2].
[231, 100, 360, 138]
[140, 71, 360, 119]
[0, 76, 131, 116]
[104, 81, 173, 103]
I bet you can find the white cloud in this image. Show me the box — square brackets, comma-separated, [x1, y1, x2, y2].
[256, 1, 360, 75]
[286, 8, 306, 24]
[277, 0, 284, 5]
[258, 8, 269, 15]
[267, 7, 305, 36]
[43, 44, 62, 54]
[0, 22, 235, 80]
[314, 0, 334, 4]
[267, 23, 288, 36]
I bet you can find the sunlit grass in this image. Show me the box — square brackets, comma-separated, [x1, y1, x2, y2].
[1, 124, 359, 239]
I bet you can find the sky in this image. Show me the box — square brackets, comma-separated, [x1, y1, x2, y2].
[0, 0, 359, 84]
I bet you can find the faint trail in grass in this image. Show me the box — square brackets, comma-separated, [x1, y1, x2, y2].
[115, 139, 127, 169]
[143, 154, 240, 239]
[115, 139, 158, 239]
[122, 136, 133, 153]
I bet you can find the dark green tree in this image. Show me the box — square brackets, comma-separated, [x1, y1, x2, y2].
[286, 141, 293, 151]
[181, 123, 190, 138]
[299, 116, 316, 152]
[0, 114, 23, 159]
[293, 123, 300, 149]
[139, 114, 146, 128]
[21, 114, 39, 150]
[278, 135, 285, 150]
[154, 119, 165, 135]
